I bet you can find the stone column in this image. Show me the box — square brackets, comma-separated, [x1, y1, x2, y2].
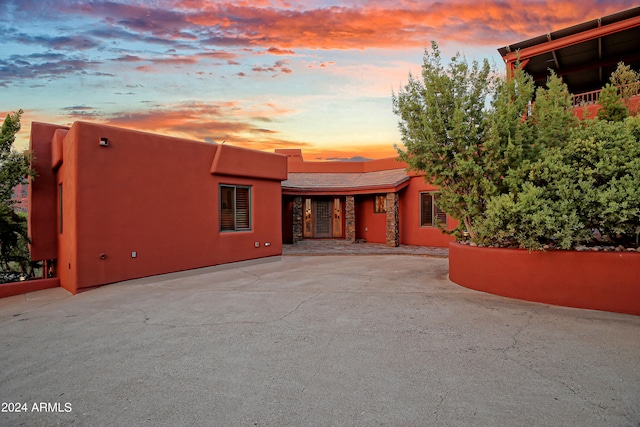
[292, 196, 303, 243]
[386, 192, 399, 247]
[345, 195, 356, 243]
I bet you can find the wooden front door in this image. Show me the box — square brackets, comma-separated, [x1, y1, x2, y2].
[303, 197, 344, 238]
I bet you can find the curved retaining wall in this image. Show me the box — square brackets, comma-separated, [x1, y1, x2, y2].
[449, 242, 640, 316]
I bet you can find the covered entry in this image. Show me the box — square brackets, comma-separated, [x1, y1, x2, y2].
[281, 168, 410, 246]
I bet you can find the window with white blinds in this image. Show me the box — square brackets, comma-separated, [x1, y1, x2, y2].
[420, 192, 447, 227]
[220, 185, 252, 231]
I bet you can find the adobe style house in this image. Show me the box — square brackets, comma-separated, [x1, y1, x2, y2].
[28, 121, 287, 295]
[20, 123, 455, 299]
[9, 6, 637, 301]
[278, 149, 457, 248]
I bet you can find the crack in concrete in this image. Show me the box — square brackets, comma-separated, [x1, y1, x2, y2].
[431, 313, 538, 421]
[140, 292, 322, 329]
[278, 292, 322, 322]
[0, 299, 72, 321]
[239, 269, 262, 284]
[492, 314, 627, 419]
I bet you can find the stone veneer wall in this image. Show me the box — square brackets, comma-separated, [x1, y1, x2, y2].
[385, 192, 399, 247]
[292, 196, 303, 243]
[345, 196, 355, 243]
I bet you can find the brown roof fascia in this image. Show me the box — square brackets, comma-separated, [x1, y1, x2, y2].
[282, 179, 410, 196]
[502, 14, 640, 65]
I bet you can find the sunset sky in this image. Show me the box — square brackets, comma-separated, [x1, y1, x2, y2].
[1, 0, 636, 159]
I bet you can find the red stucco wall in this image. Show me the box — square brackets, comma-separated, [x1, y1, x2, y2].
[573, 96, 640, 120]
[0, 278, 60, 299]
[449, 242, 640, 315]
[280, 150, 404, 174]
[30, 121, 286, 294]
[29, 122, 67, 261]
[355, 195, 387, 243]
[399, 176, 457, 247]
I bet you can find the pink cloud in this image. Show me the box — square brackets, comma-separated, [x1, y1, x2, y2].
[77, 101, 309, 151]
[180, 1, 637, 49]
[265, 47, 296, 55]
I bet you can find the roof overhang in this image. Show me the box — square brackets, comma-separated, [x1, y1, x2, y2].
[498, 6, 640, 94]
[282, 170, 410, 196]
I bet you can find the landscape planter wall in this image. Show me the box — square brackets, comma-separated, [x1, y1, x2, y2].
[0, 278, 60, 299]
[449, 242, 640, 316]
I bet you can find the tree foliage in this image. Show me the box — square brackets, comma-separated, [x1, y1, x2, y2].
[394, 43, 640, 250]
[609, 61, 639, 110]
[393, 42, 496, 238]
[597, 84, 628, 122]
[0, 109, 35, 277]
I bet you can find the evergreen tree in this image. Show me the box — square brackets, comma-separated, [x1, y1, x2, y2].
[0, 109, 34, 276]
[393, 42, 496, 238]
[597, 84, 628, 122]
[394, 42, 640, 250]
[609, 61, 639, 112]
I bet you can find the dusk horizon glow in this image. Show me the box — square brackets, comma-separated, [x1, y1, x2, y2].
[2, 0, 635, 160]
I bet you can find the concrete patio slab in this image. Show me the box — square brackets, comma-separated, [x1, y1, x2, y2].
[1, 255, 638, 426]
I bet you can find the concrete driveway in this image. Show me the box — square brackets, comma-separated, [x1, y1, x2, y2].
[1, 255, 639, 426]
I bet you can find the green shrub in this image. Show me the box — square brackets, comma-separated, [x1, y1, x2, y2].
[395, 43, 640, 250]
[477, 118, 640, 249]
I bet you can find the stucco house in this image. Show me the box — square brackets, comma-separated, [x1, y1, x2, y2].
[5, 6, 638, 300]
[279, 149, 457, 248]
[27, 121, 287, 295]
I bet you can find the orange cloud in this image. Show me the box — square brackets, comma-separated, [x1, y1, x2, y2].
[63, 101, 312, 151]
[304, 144, 398, 161]
[265, 47, 295, 55]
[182, 1, 636, 50]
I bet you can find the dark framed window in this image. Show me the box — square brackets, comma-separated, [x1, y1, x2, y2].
[420, 192, 447, 227]
[59, 183, 63, 234]
[374, 194, 387, 213]
[220, 185, 251, 231]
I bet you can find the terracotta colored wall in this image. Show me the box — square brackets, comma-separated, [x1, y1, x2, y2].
[399, 176, 457, 247]
[45, 121, 284, 294]
[355, 196, 387, 243]
[56, 125, 80, 291]
[215, 177, 283, 265]
[363, 157, 406, 172]
[211, 144, 287, 180]
[0, 278, 60, 299]
[573, 105, 600, 120]
[279, 150, 408, 174]
[449, 242, 640, 316]
[29, 123, 67, 261]
[573, 96, 640, 120]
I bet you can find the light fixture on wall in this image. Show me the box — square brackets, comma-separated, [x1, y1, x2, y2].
[99, 137, 109, 147]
